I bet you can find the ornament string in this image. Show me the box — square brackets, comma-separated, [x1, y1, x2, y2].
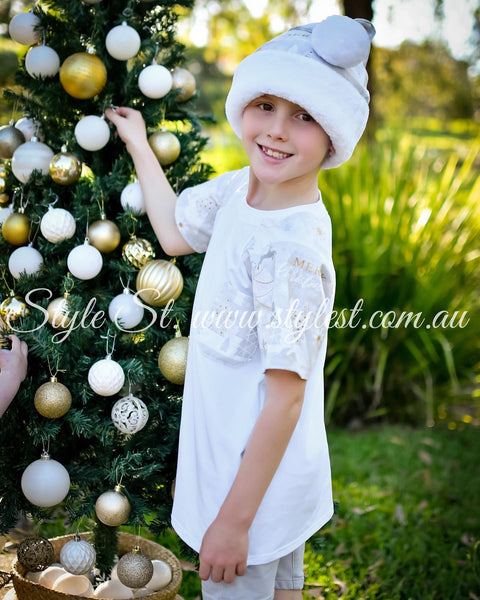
[28, 215, 41, 246]
[119, 273, 131, 292]
[47, 355, 66, 380]
[63, 273, 75, 295]
[126, 214, 138, 238]
[101, 329, 117, 358]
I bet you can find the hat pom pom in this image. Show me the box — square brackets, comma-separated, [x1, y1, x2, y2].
[311, 15, 374, 69]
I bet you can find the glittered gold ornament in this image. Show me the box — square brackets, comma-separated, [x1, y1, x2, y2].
[95, 485, 131, 526]
[171, 67, 196, 102]
[158, 335, 188, 385]
[17, 537, 54, 572]
[34, 377, 72, 418]
[136, 259, 183, 307]
[0, 292, 28, 324]
[49, 147, 81, 185]
[117, 547, 153, 589]
[47, 295, 71, 328]
[0, 193, 9, 205]
[122, 235, 154, 269]
[148, 130, 180, 166]
[59, 52, 107, 99]
[0, 124, 25, 159]
[88, 215, 121, 253]
[1, 211, 31, 246]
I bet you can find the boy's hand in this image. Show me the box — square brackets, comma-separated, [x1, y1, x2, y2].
[198, 517, 248, 584]
[0, 335, 28, 380]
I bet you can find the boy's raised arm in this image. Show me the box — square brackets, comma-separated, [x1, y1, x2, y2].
[105, 107, 194, 257]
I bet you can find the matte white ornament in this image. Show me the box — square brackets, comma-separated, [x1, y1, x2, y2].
[8, 244, 43, 279]
[145, 559, 172, 591]
[8, 12, 42, 46]
[138, 64, 172, 99]
[311, 15, 372, 68]
[0, 205, 14, 225]
[88, 355, 125, 396]
[94, 579, 134, 599]
[15, 117, 42, 141]
[21, 451, 70, 507]
[11, 138, 54, 183]
[67, 240, 103, 280]
[25, 45, 60, 78]
[120, 181, 145, 215]
[53, 573, 94, 597]
[105, 22, 141, 61]
[109, 289, 145, 330]
[37, 565, 68, 588]
[74, 115, 110, 151]
[60, 535, 96, 575]
[111, 395, 149, 435]
[41, 206, 76, 243]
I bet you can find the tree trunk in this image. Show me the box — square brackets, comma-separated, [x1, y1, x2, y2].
[342, 0, 377, 136]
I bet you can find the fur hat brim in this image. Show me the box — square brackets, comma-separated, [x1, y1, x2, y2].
[225, 50, 369, 169]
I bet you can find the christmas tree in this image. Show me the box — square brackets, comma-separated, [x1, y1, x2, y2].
[0, 0, 211, 588]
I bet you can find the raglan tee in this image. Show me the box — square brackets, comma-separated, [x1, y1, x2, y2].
[171, 166, 335, 564]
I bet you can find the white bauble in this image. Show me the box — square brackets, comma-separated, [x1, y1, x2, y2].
[145, 559, 172, 591]
[60, 536, 96, 575]
[74, 115, 110, 151]
[120, 181, 145, 215]
[67, 241, 103, 279]
[138, 64, 172, 99]
[0, 204, 14, 225]
[8, 244, 43, 279]
[15, 117, 42, 141]
[38, 565, 68, 588]
[11, 138, 54, 183]
[41, 207, 76, 243]
[88, 356, 125, 396]
[94, 579, 134, 599]
[25, 45, 60, 78]
[109, 289, 145, 330]
[54, 573, 94, 597]
[111, 395, 149, 435]
[8, 12, 42, 46]
[105, 22, 141, 61]
[21, 452, 70, 507]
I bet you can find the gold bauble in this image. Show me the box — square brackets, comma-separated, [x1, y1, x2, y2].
[18, 537, 54, 572]
[34, 377, 72, 419]
[59, 52, 107, 99]
[0, 125, 25, 160]
[117, 548, 154, 589]
[47, 296, 72, 328]
[136, 259, 183, 307]
[49, 150, 81, 185]
[0, 193, 9, 205]
[171, 67, 196, 102]
[148, 130, 181, 166]
[95, 485, 131, 527]
[1, 212, 31, 246]
[88, 217, 121, 253]
[122, 235, 155, 269]
[0, 294, 28, 324]
[158, 336, 188, 385]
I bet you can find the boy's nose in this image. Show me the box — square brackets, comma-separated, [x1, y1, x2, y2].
[267, 114, 288, 141]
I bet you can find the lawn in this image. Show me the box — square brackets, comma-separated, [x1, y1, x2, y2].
[168, 424, 480, 599]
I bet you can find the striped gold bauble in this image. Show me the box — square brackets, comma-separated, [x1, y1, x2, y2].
[135, 259, 183, 307]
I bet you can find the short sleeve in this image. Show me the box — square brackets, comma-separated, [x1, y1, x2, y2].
[175, 169, 247, 253]
[248, 220, 335, 380]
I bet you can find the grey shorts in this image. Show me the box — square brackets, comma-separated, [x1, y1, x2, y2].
[201, 543, 305, 600]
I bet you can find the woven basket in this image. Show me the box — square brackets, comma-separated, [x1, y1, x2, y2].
[11, 532, 182, 600]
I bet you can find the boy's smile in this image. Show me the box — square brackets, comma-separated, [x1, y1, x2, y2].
[241, 95, 332, 208]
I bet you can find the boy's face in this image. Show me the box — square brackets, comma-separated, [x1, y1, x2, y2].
[241, 95, 331, 188]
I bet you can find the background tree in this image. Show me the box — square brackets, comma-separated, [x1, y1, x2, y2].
[0, 0, 211, 578]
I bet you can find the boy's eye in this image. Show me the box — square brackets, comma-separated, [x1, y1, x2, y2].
[299, 113, 313, 122]
[259, 102, 274, 111]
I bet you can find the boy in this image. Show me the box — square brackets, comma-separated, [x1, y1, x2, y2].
[0, 334, 28, 418]
[107, 15, 375, 599]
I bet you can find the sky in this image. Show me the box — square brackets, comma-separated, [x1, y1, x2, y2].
[240, 0, 477, 62]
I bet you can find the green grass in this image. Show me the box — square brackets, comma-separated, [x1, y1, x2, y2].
[158, 424, 479, 599]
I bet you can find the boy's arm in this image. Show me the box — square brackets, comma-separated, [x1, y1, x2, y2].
[198, 368, 306, 584]
[105, 107, 193, 257]
[0, 335, 28, 418]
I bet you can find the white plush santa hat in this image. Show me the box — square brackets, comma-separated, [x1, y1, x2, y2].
[225, 15, 376, 169]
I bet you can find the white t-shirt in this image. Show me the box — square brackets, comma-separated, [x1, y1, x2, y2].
[171, 166, 335, 565]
